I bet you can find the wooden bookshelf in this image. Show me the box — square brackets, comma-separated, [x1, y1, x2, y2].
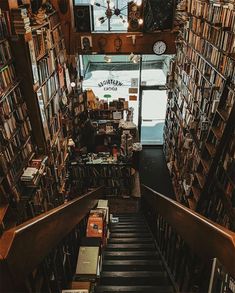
[0, 9, 37, 230]
[0, 9, 73, 224]
[164, 0, 235, 230]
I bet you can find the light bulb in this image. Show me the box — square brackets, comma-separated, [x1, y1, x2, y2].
[71, 82, 76, 88]
[135, 0, 142, 5]
[138, 18, 143, 25]
[90, 0, 95, 5]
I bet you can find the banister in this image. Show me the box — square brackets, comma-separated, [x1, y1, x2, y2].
[0, 187, 103, 288]
[141, 185, 235, 278]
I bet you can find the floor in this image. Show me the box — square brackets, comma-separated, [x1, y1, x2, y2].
[139, 146, 175, 199]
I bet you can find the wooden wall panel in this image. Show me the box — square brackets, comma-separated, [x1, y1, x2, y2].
[72, 32, 177, 55]
[50, 0, 177, 55]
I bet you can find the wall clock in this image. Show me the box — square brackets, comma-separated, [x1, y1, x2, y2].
[153, 41, 167, 55]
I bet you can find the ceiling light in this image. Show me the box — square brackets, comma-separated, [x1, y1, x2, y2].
[104, 55, 112, 63]
[138, 18, 143, 25]
[92, 0, 135, 31]
[129, 53, 140, 63]
[135, 0, 142, 6]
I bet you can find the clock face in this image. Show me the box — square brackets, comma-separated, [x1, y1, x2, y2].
[153, 41, 167, 55]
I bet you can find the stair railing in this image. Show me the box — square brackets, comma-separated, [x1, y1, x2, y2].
[0, 186, 104, 293]
[141, 185, 235, 292]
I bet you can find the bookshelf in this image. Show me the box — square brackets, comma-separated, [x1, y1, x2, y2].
[69, 159, 133, 198]
[164, 0, 235, 230]
[1, 9, 72, 225]
[0, 9, 35, 231]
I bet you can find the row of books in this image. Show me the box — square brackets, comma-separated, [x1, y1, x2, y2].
[0, 10, 10, 40]
[51, 25, 62, 46]
[189, 16, 235, 54]
[70, 163, 132, 179]
[33, 29, 46, 59]
[49, 114, 61, 141]
[1, 117, 32, 163]
[187, 1, 235, 29]
[11, 8, 31, 35]
[1, 139, 33, 188]
[40, 72, 58, 105]
[37, 52, 56, 85]
[184, 30, 229, 72]
[0, 64, 16, 95]
[0, 40, 11, 67]
[1, 100, 28, 125]
[0, 85, 22, 106]
[45, 94, 60, 123]
[179, 42, 226, 86]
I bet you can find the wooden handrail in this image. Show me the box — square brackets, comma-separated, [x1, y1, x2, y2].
[0, 187, 103, 289]
[142, 185, 235, 278]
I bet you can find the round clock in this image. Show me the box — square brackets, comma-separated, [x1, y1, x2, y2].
[153, 41, 167, 55]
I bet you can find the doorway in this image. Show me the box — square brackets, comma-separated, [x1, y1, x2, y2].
[140, 88, 167, 145]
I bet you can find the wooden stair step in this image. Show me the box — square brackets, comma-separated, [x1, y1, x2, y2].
[102, 259, 163, 271]
[110, 233, 152, 238]
[106, 243, 156, 251]
[110, 228, 149, 233]
[110, 223, 147, 227]
[108, 238, 154, 244]
[104, 250, 160, 260]
[100, 271, 169, 286]
[95, 285, 174, 292]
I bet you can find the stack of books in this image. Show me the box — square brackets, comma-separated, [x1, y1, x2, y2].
[11, 8, 31, 34]
[21, 167, 39, 185]
[21, 156, 48, 186]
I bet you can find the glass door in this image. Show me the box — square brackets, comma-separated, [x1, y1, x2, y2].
[140, 89, 167, 145]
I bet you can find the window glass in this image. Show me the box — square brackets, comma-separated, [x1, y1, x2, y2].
[74, 0, 128, 31]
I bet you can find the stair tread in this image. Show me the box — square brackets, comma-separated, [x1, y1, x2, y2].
[104, 251, 159, 256]
[95, 285, 174, 292]
[110, 233, 151, 238]
[107, 243, 155, 248]
[108, 238, 154, 243]
[111, 219, 146, 224]
[110, 224, 147, 227]
[103, 260, 162, 265]
[111, 228, 149, 231]
[101, 271, 167, 277]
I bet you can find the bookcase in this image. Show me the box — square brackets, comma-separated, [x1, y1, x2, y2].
[164, 0, 235, 230]
[89, 108, 127, 150]
[10, 9, 71, 196]
[0, 9, 35, 231]
[69, 160, 133, 197]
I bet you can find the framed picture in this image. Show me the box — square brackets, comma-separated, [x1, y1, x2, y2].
[81, 35, 92, 52]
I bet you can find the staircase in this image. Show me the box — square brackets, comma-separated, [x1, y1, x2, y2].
[95, 213, 174, 292]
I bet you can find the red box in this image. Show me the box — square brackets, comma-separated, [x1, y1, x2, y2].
[86, 210, 106, 239]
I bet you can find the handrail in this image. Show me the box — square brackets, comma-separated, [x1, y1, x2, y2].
[141, 185, 235, 278]
[0, 187, 103, 289]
